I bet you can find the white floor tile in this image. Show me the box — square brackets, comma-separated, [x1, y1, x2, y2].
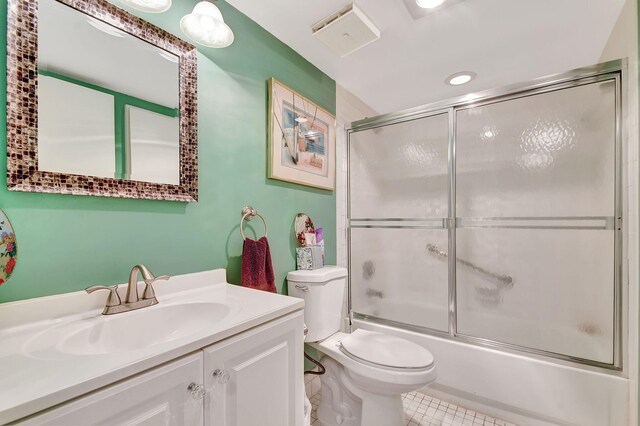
[309, 390, 519, 426]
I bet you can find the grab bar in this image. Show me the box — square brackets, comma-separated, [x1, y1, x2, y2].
[426, 244, 513, 286]
[366, 288, 384, 299]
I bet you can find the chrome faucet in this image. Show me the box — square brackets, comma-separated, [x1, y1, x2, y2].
[86, 264, 170, 315]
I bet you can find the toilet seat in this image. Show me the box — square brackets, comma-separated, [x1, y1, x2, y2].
[338, 329, 434, 371]
[312, 330, 437, 397]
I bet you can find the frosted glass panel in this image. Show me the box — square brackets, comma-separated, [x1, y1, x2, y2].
[127, 107, 180, 185]
[38, 75, 115, 178]
[351, 228, 449, 331]
[456, 228, 614, 363]
[350, 113, 449, 218]
[456, 81, 616, 217]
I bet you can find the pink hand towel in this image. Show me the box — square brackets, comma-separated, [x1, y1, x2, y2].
[241, 236, 277, 293]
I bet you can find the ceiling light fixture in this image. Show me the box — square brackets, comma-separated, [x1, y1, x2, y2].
[446, 71, 476, 86]
[416, 0, 445, 9]
[157, 48, 179, 63]
[180, 1, 234, 48]
[87, 17, 125, 38]
[117, 0, 171, 13]
[480, 125, 498, 142]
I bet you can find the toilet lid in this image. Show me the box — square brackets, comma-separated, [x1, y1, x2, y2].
[339, 329, 434, 369]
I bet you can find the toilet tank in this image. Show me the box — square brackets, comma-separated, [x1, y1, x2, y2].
[287, 266, 348, 342]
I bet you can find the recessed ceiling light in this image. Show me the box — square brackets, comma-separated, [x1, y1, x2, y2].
[416, 0, 445, 9]
[446, 71, 476, 86]
[480, 125, 498, 141]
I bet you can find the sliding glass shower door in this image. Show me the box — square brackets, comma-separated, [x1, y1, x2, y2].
[455, 80, 617, 365]
[348, 63, 622, 368]
[349, 112, 450, 332]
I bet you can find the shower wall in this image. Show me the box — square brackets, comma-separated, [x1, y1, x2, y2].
[348, 65, 622, 368]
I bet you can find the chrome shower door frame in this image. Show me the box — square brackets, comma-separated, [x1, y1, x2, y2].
[347, 59, 626, 371]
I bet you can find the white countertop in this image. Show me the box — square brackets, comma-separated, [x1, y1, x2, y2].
[0, 269, 304, 424]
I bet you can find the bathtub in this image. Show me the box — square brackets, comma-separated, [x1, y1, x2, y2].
[352, 317, 629, 426]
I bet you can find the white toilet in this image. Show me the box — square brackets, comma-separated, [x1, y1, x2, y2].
[288, 266, 437, 426]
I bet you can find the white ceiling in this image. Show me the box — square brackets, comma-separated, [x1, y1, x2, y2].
[226, 0, 627, 114]
[39, 0, 179, 108]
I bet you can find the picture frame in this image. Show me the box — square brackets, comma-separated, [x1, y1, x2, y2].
[267, 78, 336, 190]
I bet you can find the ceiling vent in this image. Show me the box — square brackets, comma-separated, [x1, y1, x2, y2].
[311, 4, 380, 58]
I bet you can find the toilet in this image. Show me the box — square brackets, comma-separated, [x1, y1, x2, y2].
[288, 266, 437, 426]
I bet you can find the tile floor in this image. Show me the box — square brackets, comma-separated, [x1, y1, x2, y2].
[307, 385, 518, 426]
[402, 392, 518, 426]
[309, 392, 320, 425]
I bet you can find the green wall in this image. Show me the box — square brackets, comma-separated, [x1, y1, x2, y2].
[0, 0, 336, 302]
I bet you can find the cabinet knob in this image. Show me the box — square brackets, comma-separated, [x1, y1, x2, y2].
[213, 369, 230, 384]
[188, 382, 206, 400]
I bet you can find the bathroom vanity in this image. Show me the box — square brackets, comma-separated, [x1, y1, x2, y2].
[0, 269, 304, 425]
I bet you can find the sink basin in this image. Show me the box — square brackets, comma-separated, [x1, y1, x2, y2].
[58, 302, 230, 355]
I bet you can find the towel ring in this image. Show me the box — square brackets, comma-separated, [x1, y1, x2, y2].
[240, 205, 268, 241]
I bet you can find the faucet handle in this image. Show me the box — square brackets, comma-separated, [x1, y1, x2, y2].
[142, 275, 170, 300]
[85, 285, 121, 307]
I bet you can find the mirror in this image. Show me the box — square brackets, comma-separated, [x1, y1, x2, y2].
[7, 0, 198, 201]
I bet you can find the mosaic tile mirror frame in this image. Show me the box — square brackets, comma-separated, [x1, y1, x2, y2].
[6, 0, 199, 202]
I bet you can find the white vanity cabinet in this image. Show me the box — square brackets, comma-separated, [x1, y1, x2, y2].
[204, 311, 304, 426]
[21, 353, 204, 426]
[17, 311, 304, 426]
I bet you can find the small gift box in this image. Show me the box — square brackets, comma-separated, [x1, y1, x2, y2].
[296, 246, 323, 270]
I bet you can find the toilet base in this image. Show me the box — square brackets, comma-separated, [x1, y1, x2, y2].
[317, 357, 361, 426]
[357, 391, 404, 426]
[316, 357, 406, 426]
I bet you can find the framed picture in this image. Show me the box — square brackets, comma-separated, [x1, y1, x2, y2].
[267, 78, 336, 190]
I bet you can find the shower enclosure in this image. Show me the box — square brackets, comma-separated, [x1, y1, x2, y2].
[347, 60, 624, 369]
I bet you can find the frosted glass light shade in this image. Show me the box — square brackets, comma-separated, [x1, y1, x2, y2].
[118, 0, 171, 13]
[180, 1, 234, 48]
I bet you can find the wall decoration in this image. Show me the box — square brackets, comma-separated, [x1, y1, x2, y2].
[268, 78, 336, 190]
[294, 213, 315, 245]
[0, 210, 18, 285]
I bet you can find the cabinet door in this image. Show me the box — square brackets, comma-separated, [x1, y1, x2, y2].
[21, 353, 204, 426]
[204, 311, 304, 426]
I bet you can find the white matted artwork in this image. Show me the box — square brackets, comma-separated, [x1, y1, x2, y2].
[268, 78, 335, 190]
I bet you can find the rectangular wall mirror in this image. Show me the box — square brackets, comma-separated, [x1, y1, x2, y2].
[7, 0, 198, 202]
